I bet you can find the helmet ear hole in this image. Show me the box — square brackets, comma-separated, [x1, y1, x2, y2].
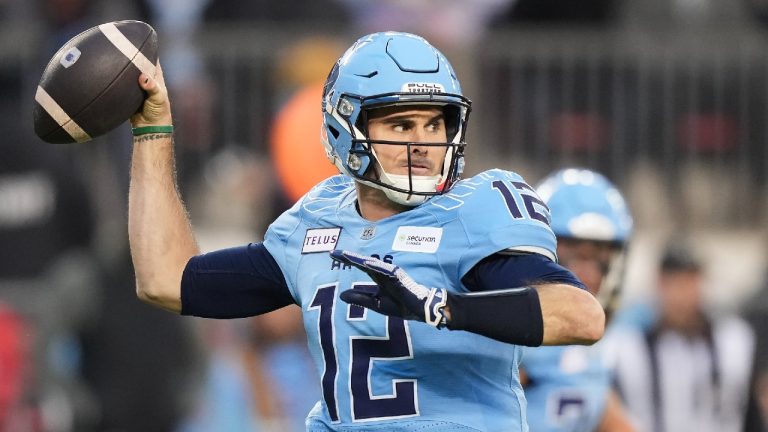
[442, 105, 461, 142]
[354, 110, 369, 135]
[327, 125, 340, 139]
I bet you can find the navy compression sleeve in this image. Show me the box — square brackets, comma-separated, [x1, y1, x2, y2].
[447, 253, 586, 346]
[181, 243, 295, 318]
[461, 253, 585, 292]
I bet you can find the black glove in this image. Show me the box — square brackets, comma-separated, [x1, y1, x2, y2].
[330, 250, 448, 328]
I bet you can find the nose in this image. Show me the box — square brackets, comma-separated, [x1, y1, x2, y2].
[409, 130, 431, 154]
[409, 123, 433, 144]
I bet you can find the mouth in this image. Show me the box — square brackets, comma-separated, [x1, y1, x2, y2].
[401, 160, 433, 176]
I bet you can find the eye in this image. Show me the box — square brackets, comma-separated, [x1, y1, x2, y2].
[392, 121, 411, 133]
[426, 119, 444, 133]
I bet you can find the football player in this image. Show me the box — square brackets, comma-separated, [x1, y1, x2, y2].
[128, 32, 604, 430]
[522, 168, 635, 432]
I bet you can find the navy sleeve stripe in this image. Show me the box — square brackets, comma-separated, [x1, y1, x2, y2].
[461, 253, 586, 292]
[462, 287, 531, 296]
[181, 242, 295, 318]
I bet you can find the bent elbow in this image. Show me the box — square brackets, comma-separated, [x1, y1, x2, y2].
[541, 284, 606, 346]
[581, 297, 606, 345]
[135, 283, 153, 304]
[135, 281, 181, 314]
[136, 282, 160, 305]
[585, 311, 606, 345]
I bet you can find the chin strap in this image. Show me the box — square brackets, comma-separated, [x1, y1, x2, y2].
[380, 174, 442, 206]
[367, 147, 444, 205]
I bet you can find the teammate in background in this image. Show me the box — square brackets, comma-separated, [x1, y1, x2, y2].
[521, 168, 635, 432]
[127, 32, 604, 430]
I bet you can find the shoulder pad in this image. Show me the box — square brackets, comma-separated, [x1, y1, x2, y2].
[301, 175, 355, 213]
[430, 170, 557, 275]
[266, 175, 352, 241]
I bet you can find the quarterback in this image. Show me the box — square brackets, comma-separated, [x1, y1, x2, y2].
[128, 32, 604, 431]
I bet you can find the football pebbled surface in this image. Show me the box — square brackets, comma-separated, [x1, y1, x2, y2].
[33, 20, 158, 144]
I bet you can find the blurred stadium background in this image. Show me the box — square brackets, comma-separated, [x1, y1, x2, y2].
[1, 0, 767, 430]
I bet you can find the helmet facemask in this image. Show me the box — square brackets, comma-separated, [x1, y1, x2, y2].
[556, 237, 629, 320]
[327, 94, 470, 206]
[597, 243, 629, 320]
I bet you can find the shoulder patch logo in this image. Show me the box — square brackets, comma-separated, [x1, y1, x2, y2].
[392, 226, 443, 253]
[302, 227, 341, 254]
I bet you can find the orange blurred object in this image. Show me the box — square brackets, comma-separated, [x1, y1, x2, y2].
[270, 83, 339, 201]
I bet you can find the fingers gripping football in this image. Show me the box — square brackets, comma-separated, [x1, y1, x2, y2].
[330, 250, 448, 327]
[131, 61, 172, 127]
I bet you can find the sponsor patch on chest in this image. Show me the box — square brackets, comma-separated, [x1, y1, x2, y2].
[392, 226, 443, 253]
[302, 227, 341, 253]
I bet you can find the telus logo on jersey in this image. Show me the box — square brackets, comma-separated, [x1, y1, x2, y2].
[302, 227, 341, 253]
[392, 226, 443, 253]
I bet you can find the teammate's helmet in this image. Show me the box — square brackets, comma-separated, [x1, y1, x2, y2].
[536, 168, 632, 244]
[321, 32, 472, 206]
[536, 168, 633, 312]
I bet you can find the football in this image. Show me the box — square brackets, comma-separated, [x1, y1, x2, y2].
[33, 20, 158, 144]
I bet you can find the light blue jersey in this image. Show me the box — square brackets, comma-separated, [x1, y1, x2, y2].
[263, 169, 556, 431]
[522, 343, 611, 432]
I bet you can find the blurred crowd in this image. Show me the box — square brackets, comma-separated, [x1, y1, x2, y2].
[1, 0, 768, 431]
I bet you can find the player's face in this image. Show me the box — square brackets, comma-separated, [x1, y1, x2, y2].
[556, 239, 618, 296]
[366, 106, 448, 177]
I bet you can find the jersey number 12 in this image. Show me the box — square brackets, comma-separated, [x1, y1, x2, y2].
[310, 283, 418, 423]
[492, 180, 550, 225]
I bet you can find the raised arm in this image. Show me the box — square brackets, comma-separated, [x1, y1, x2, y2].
[128, 64, 199, 313]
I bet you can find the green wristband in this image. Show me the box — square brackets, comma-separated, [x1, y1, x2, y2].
[132, 125, 174, 136]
